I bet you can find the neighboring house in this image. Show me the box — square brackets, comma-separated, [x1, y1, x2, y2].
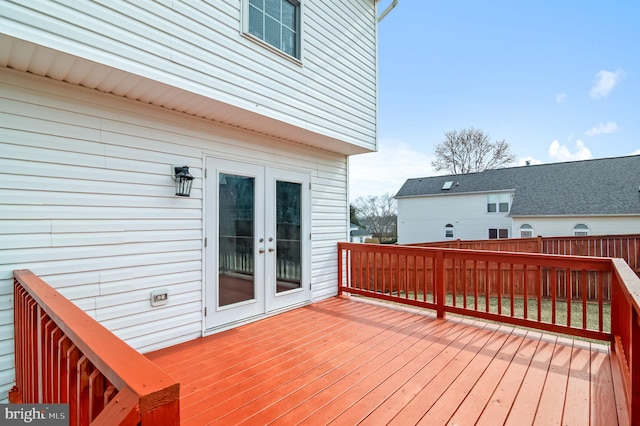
[0, 0, 382, 399]
[396, 155, 640, 244]
[350, 223, 373, 243]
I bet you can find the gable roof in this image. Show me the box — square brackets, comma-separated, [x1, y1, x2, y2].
[395, 155, 640, 216]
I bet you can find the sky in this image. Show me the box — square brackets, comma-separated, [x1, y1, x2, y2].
[349, 0, 640, 201]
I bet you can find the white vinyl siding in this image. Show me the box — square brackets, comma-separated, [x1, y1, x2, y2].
[0, 69, 349, 400]
[511, 217, 640, 238]
[397, 193, 514, 244]
[0, 0, 377, 152]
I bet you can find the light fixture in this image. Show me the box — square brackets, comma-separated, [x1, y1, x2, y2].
[172, 165, 194, 197]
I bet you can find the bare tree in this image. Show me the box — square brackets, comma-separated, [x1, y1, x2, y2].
[431, 127, 516, 174]
[352, 193, 397, 241]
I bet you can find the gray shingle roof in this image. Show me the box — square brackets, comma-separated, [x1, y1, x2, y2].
[395, 155, 640, 216]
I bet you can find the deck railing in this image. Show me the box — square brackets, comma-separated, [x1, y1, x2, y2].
[338, 242, 640, 423]
[12, 270, 180, 425]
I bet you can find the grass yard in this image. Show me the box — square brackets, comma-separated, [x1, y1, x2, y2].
[379, 291, 611, 335]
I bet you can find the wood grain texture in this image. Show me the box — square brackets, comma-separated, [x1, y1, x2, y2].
[147, 296, 627, 425]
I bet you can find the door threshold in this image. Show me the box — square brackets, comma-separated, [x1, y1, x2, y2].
[203, 300, 311, 336]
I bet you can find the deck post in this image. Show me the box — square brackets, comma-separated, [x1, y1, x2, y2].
[337, 244, 343, 296]
[632, 308, 640, 424]
[436, 251, 445, 319]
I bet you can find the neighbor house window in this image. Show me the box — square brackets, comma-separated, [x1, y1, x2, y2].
[445, 224, 454, 239]
[487, 193, 510, 213]
[489, 228, 509, 239]
[520, 224, 533, 238]
[573, 223, 590, 236]
[247, 0, 300, 58]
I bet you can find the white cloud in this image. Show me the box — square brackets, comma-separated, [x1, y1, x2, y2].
[589, 70, 623, 99]
[349, 138, 435, 201]
[631, 149, 640, 155]
[548, 140, 593, 162]
[585, 121, 618, 136]
[555, 93, 567, 103]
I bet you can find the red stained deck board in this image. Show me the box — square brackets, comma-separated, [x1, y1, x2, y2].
[146, 296, 626, 425]
[534, 337, 574, 424]
[562, 340, 594, 425]
[384, 324, 506, 425]
[308, 319, 467, 425]
[188, 305, 429, 424]
[442, 327, 529, 426]
[474, 331, 542, 425]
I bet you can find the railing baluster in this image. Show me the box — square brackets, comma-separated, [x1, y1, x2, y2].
[452, 258, 457, 307]
[77, 356, 91, 425]
[462, 259, 468, 309]
[413, 256, 418, 300]
[551, 267, 557, 324]
[12, 270, 180, 425]
[497, 262, 502, 315]
[58, 335, 70, 404]
[509, 263, 515, 317]
[373, 251, 379, 293]
[473, 260, 478, 311]
[67, 344, 79, 426]
[523, 265, 529, 320]
[89, 370, 105, 422]
[50, 326, 62, 403]
[485, 261, 490, 313]
[599, 271, 604, 332]
[567, 270, 572, 328]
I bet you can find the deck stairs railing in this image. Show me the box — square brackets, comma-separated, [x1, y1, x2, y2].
[11, 269, 180, 425]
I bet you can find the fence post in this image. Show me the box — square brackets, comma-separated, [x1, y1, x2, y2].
[537, 236, 543, 253]
[436, 251, 445, 319]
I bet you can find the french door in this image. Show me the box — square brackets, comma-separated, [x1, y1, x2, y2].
[205, 158, 310, 330]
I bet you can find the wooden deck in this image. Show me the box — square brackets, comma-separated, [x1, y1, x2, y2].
[146, 297, 627, 425]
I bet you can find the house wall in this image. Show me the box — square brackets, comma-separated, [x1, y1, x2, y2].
[397, 192, 514, 244]
[512, 217, 640, 237]
[0, 68, 349, 399]
[0, 0, 377, 151]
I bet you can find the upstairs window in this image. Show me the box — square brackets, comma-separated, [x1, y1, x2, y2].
[445, 224, 454, 239]
[573, 223, 590, 236]
[487, 193, 510, 213]
[247, 0, 300, 58]
[519, 224, 533, 238]
[489, 228, 509, 239]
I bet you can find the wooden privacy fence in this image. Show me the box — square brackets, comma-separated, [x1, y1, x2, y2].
[410, 233, 640, 299]
[12, 270, 180, 425]
[338, 242, 640, 423]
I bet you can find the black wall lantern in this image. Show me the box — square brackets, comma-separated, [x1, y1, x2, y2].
[172, 165, 194, 197]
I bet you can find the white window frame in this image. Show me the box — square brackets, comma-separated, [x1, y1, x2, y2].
[444, 223, 454, 239]
[243, 0, 302, 61]
[489, 228, 509, 239]
[573, 223, 590, 237]
[519, 224, 534, 238]
[487, 193, 510, 213]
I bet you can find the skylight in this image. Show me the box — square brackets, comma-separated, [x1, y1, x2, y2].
[442, 181, 453, 190]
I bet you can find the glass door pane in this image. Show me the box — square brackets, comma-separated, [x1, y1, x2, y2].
[218, 173, 255, 306]
[275, 180, 301, 293]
